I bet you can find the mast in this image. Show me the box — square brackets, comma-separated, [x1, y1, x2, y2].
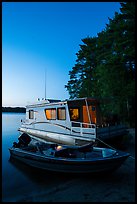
[45, 69, 46, 100]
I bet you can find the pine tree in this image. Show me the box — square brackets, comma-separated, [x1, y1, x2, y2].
[65, 37, 98, 98]
[65, 2, 135, 126]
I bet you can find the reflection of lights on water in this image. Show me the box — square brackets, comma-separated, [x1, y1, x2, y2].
[56, 145, 62, 151]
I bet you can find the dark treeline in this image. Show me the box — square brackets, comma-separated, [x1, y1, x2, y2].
[2, 107, 26, 113]
[65, 2, 135, 127]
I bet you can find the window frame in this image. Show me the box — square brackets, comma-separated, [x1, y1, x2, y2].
[57, 107, 66, 120]
[69, 107, 80, 121]
[29, 110, 34, 119]
[45, 108, 56, 120]
[92, 106, 96, 111]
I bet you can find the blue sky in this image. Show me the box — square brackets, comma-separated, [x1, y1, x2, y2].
[2, 2, 121, 107]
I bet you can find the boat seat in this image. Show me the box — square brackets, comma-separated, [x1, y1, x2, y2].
[77, 142, 94, 152]
[50, 143, 58, 149]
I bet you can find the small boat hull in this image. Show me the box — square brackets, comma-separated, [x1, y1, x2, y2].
[9, 146, 129, 174]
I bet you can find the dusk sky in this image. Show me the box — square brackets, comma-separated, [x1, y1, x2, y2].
[2, 2, 121, 107]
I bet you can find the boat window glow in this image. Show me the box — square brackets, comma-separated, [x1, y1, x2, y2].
[45, 108, 56, 120]
[57, 108, 66, 120]
[69, 108, 80, 120]
[29, 110, 34, 119]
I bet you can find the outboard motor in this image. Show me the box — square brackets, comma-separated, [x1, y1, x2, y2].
[13, 133, 31, 148]
[18, 133, 31, 146]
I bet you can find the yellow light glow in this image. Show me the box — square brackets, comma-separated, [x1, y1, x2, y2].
[56, 145, 62, 151]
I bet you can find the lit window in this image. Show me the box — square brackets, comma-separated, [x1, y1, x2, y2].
[57, 108, 66, 120]
[69, 108, 80, 120]
[29, 110, 34, 119]
[45, 109, 56, 120]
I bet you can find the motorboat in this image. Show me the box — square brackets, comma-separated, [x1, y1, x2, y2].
[9, 133, 130, 174]
[18, 97, 128, 146]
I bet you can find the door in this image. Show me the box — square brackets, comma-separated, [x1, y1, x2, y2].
[83, 105, 96, 124]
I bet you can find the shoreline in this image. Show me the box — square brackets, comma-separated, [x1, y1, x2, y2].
[2, 107, 26, 113]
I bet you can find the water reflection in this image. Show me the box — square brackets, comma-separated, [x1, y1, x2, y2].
[8, 156, 73, 183]
[2, 113, 78, 202]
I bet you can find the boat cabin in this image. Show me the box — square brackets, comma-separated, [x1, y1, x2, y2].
[25, 97, 102, 127]
[19, 97, 127, 146]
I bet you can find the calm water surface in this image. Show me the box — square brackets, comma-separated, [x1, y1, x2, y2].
[2, 113, 72, 202]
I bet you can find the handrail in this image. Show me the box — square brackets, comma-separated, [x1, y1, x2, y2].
[70, 121, 96, 137]
[71, 121, 96, 128]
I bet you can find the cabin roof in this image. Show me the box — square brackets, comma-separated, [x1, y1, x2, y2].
[25, 97, 114, 109]
[26, 97, 100, 108]
[66, 97, 99, 102]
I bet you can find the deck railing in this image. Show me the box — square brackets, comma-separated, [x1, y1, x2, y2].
[70, 121, 96, 138]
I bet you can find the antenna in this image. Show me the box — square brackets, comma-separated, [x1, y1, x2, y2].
[45, 68, 46, 100]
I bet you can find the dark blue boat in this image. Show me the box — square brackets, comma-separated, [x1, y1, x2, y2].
[9, 134, 130, 174]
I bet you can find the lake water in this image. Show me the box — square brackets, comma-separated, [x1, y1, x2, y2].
[2, 112, 74, 202]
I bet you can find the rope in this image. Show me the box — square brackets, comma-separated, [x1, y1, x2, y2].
[96, 137, 117, 150]
[96, 138, 135, 160]
[129, 155, 135, 160]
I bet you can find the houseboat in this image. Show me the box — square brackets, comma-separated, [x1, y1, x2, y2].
[18, 98, 128, 146]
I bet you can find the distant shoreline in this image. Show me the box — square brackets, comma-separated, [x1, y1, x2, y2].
[2, 107, 26, 113]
